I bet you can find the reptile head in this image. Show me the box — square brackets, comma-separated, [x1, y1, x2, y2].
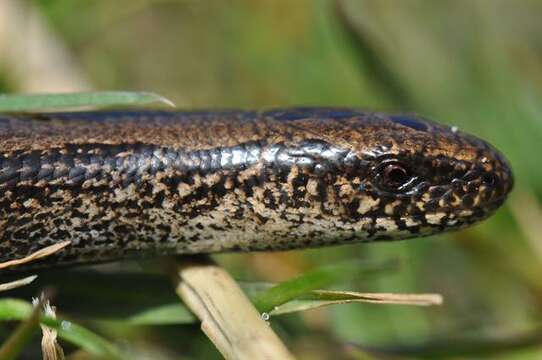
[349, 113, 514, 239]
[267, 108, 513, 241]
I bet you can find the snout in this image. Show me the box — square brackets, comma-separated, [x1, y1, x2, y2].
[483, 146, 514, 203]
[463, 147, 514, 215]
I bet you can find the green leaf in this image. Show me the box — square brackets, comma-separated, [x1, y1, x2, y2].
[0, 299, 42, 360]
[0, 299, 33, 320]
[67, 285, 440, 327]
[42, 318, 123, 360]
[0, 298, 124, 360]
[113, 303, 196, 326]
[253, 259, 397, 313]
[0, 91, 175, 112]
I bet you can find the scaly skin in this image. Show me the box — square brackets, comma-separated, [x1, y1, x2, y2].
[0, 108, 513, 269]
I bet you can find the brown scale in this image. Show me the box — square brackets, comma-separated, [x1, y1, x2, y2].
[0, 108, 513, 270]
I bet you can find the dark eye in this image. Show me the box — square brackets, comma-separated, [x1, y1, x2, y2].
[380, 164, 412, 190]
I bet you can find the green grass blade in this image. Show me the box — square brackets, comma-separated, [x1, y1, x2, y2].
[0, 91, 175, 112]
[0, 299, 124, 359]
[0, 300, 42, 360]
[253, 259, 397, 313]
[42, 318, 123, 360]
[0, 299, 33, 320]
[109, 303, 196, 326]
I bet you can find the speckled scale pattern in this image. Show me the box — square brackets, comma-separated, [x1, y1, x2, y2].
[0, 108, 513, 270]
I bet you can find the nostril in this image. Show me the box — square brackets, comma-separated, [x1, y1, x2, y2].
[482, 173, 497, 186]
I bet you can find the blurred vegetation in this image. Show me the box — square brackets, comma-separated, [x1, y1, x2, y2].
[1, 0, 542, 358]
[0, 73, 13, 93]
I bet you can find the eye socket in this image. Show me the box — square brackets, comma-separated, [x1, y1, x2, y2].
[379, 163, 412, 190]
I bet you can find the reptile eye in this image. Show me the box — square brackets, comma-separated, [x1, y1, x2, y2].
[380, 164, 412, 190]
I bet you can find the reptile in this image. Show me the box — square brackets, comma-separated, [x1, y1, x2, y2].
[0, 108, 513, 270]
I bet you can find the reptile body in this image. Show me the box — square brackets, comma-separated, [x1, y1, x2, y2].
[0, 108, 513, 269]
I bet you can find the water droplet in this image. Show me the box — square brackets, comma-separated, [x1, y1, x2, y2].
[61, 321, 72, 330]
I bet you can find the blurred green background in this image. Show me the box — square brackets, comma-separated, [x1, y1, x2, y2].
[1, 0, 542, 359]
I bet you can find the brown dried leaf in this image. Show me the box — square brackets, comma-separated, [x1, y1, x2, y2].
[34, 300, 65, 360]
[271, 290, 443, 315]
[0, 241, 71, 270]
[0, 275, 38, 293]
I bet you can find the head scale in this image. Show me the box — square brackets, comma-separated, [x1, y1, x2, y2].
[267, 108, 513, 242]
